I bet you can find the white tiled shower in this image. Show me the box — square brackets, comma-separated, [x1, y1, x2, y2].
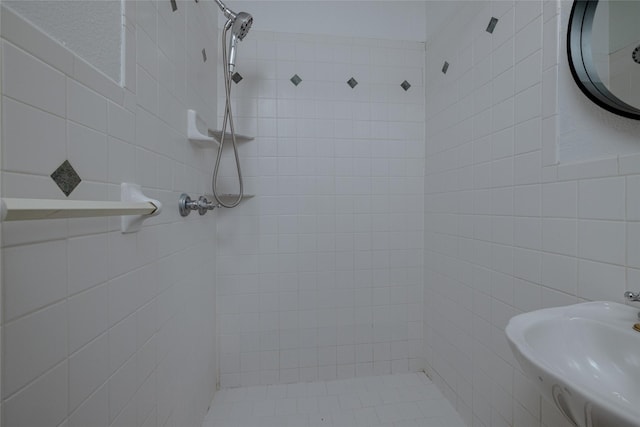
[1, 1, 640, 427]
[214, 30, 425, 388]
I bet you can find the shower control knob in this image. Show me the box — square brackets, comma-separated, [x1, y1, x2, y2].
[179, 193, 217, 217]
[179, 194, 197, 217]
[197, 196, 216, 215]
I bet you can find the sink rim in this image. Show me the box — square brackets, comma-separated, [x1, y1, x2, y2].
[505, 301, 640, 424]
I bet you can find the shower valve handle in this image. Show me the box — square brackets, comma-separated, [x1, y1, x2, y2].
[179, 193, 217, 217]
[197, 196, 217, 214]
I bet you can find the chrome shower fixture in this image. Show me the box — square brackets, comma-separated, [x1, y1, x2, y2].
[179, 193, 216, 217]
[214, 0, 253, 73]
[214, 0, 238, 20]
[211, 0, 252, 208]
[228, 12, 252, 73]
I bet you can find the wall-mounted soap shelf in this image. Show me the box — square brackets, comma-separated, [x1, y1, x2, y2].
[187, 109, 254, 147]
[209, 130, 254, 144]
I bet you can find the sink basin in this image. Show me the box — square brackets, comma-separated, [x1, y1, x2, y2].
[506, 301, 640, 427]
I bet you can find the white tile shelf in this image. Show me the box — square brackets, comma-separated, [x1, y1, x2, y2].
[187, 109, 254, 146]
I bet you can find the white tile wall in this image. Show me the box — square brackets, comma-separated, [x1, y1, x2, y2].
[215, 31, 425, 387]
[6, 1, 639, 425]
[0, 2, 219, 426]
[424, 1, 640, 427]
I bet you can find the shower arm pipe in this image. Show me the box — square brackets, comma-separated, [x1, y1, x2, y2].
[214, 0, 236, 19]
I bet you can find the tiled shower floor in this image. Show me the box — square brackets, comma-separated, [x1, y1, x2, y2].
[202, 373, 466, 427]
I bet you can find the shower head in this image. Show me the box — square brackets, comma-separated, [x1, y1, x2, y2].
[215, 0, 252, 73]
[231, 11, 253, 41]
[226, 11, 253, 73]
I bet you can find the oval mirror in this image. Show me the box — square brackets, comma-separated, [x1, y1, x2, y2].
[568, 0, 640, 119]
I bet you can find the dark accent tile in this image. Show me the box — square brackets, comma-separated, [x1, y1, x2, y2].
[486, 17, 499, 33]
[232, 72, 243, 84]
[442, 61, 449, 74]
[290, 74, 302, 86]
[202, 48, 207, 62]
[51, 160, 81, 197]
[400, 80, 411, 91]
[347, 77, 358, 88]
[170, 0, 177, 11]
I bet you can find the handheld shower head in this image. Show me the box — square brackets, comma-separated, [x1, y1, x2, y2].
[232, 12, 253, 41]
[227, 12, 252, 73]
[226, 11, 253, 73]
[215, 0, 253, 72]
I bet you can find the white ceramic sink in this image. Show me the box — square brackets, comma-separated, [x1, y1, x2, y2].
[506, 301, 640, 427]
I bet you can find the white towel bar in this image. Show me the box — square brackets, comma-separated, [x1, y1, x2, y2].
[0, 198, 158, 221]
[0, 183, 162, 233]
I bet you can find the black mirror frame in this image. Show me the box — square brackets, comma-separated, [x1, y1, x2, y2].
[567, 0, 640, 120]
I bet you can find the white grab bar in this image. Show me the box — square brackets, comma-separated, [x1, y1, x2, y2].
[0, 183, 162, 233]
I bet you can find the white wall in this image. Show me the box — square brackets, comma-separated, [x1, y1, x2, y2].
[4, 0, 122, 83]
[6, 0, 640, 425]
[226, 1, 427, 41]
[0, 0, 220, 425]
[423, 1, 640, 426]
[215, 29, 426, 387]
